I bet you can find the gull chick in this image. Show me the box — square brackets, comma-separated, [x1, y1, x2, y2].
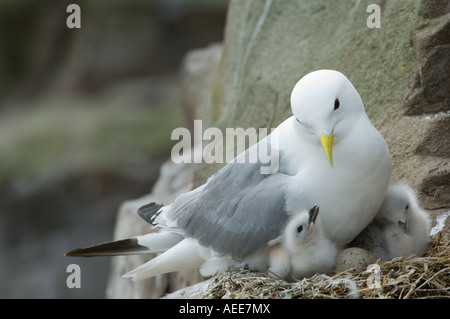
[268, 205, 338, 281]
[349, 181, 431, 261]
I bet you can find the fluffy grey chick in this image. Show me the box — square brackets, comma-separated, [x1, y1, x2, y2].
[268, 205, 338, 281]
[350, 181, 431, 261]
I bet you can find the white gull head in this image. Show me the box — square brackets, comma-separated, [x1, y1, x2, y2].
[290, 69, 368, 168]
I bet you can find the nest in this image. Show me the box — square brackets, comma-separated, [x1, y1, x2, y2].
[203, 230, 450, 299]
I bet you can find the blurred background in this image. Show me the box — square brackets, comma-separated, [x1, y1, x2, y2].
[0, 0, 228, 298]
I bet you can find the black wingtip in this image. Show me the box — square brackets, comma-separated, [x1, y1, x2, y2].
[138, 202, 164, 224]
[64, 238, 148, 257]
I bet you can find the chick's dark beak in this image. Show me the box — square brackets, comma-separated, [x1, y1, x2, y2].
[308, 205, 319, 226]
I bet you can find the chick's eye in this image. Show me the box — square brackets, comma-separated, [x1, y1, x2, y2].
[297, 225, 303, 233]
[334, 98, 340, 111]
[405, 204, 409, 210]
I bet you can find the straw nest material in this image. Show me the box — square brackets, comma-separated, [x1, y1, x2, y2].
[202, 230, 450, 299]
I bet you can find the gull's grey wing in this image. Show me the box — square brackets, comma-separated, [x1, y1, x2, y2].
[165, 155, 291, 260]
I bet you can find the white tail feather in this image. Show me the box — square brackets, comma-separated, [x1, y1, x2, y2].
[123, 238, 207, 281]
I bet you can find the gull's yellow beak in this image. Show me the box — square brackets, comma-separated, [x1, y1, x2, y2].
[320, 130, 334, 168]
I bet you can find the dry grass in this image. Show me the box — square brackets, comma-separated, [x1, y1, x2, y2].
[203, 230, 450, 299]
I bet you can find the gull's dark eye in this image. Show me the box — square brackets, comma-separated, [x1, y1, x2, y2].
[405, 204, 409, 210]
[334, 98, 340, 111]
[296, 117, 301, 124]
[297, 225, 303, 233]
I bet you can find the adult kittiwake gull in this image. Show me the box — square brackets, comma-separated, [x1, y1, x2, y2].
[349, 181, 431, 261]
[65, 69, 392, 281]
